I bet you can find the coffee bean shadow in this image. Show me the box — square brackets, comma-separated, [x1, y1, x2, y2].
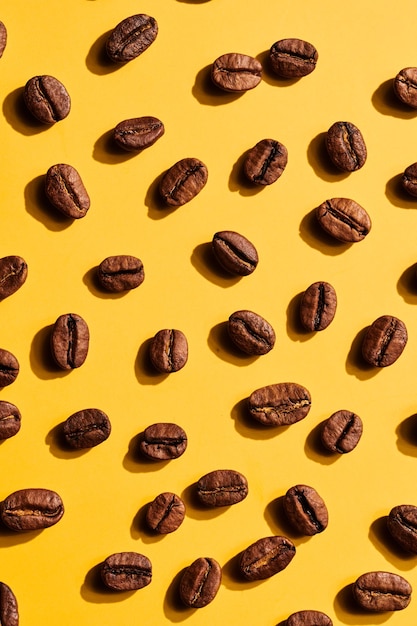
[345, 326, 381, 381]
[298, 209, 353, 256]
[180, 483, 233, 522]
[334, 583, 392, 624]
[286, 292, 313, 342]
[397, 263, 417, 304]
[372, 79, 417, 119]
[220, 552, 261, 590]
[190, 243, 242, 287]
[145, 170, 178, 220]
[163, 567, 196, 621]
[92, 129, 142, 165]
[231, 397, 291, 441]
[228, 150, 268, 196]
[256, 50, 305, 87]
[304, 420, 340, 465]
[395, 414, 417, 457]
[368, 516, 417, 571]
[134, 338, 170, 385]
[307, 132, 351, 182]
[82, 267, 130, 299]
[0, 521, 43, 548]
[24, 176, 74, 232]
[29, 325, 73, 380]
[85, 30, 121, 76]
[207, 322, 260, 365]
[191, 64, 246, 106]
[80, 562, 137, 603]
[130, 502, 164, 543]
[122, 432, 173, 473]
[385, 174, 417, 209]
[264, 496, 313, 546]
[2, 87, 53, 136]
[45, 422, 91, 460]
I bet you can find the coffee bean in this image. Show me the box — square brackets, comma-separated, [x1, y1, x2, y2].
[106, 14, 158, 63]
[286, 610, 332, 626]
[0, 401, 21, 441]
[24, 75, 71, 124]
[394, 68, 417, 108]
[159, 157, 208, 206]
[63, 408, 111, 449]
[113, 116, 164, 152]
[243, 139, 288, 185]
[0, 582, 18, 626]
[0, 22, 7, 58]
[315, 197, 371, 243]
[212, 230, 258, 276]
[321, 410, 363, 454]
[50, 313, 90, 370]
[101, 552, 152, 591]
[0, 349, 19, 388]
[146, 492, 185, 534]
[211, 53, 262, 92]
[227, 310, 276, 355]
[239, 535, 296, 581]
[353, 571, 412, 611]
[196, 469, 248, 507]
[269, 38, 318, 78]
[139, 423, 187, 461]
[149, 329, 188, 373]
[97, 255, 144, 292]
[0, 256, 28, 300]
[387, 504, 417, 553]
[299, 281, 337, 331]
[362, 315, 407, 367]
[0, 488, 64, 531]
[248, 382, 311, 427]
[283, 484, 328, 535]
[179, 557, 222, 608]
[326, 121, 367, 172]
[45, 164, 90, 219]
[401, 162, 417, 197]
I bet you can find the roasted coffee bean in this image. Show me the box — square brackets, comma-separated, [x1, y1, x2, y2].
[0, 256, 28, 300]
[63, 408, 111, 449]
[286, 610, 332, 626]
[106, 14, 158, 63]
[159, 157, 208, 206]
[362, 315, 407, 367]
[248, 382, 311, 427]
[97, 255, 144, 292]
[315, 197, 371, 243]
[353, 571, 412, 611]
[243, 139, 288, 185]
[113, 116, 164, 152]
[101, 552, 152, 591]
[326, 121, 367, 172]
[45, 164, 90, 219]
[227, 310, 276, 355]
[394, 68, 417, 108]
[179, 557, 222, 608]
[212, 230, 258, 276]
[24, 75, 71, 124]
[239, 535, 296, 581]
[269, 38, 318, 78]
[211, 53, 262, 92]
[0, 488, 64, 531]
[146, 492, 185, 534]
[149, 329, 188, 373]
[0, 349, 19, 388]
[387, 504, 417, 553]
[50, 313, 90, 370]
[401, 162, 417, 197]
[139, 423, 187, 461]
[283, 484, 328, 535]
[321, 410, 363, 454]
[299, 281, 337, 331]
[0, 22, 7, 58]
[0, 582, 18, 626]
[196, 469, 248, 507]
[0, 401, 21, 441]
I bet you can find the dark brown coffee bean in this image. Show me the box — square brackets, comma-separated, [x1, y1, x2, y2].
[0, 582, 18, 626]
[387, 504, 417, 553]
[299, 281, 337, 331]
[139, 423, 187, 461]
[149, 329, 188, 373]
[283, 484, 328, 535]
[63, 408, 111, 449]
[248, 382, 311, 427]
[326, 121, 367, 172]
[394, 68, 417, 108]
[146, 492, 185, 534]
[315, 197, 371, 243]
[0, 256, 28, 300]
[269, 38, 318, 78]
[286, 610, 332, 626]
[401, 162, 417, 197]
[228, 310, 276, 355]
[101, 552, 152, 591]
[98, 255, 144, 292]
[321, 410, 363, 454]
[24, 75, 71, 124]
[0, 401, 21, 441]
[196, 469, 248, 507]
[212, 230, 258, 276]
[159, 157, 208, 206]
[243, 139, 288, 185]
[239, 536, 296, 581]
[113, 116, 164, 152]
[362, 315, 407, 367]
[0, 22, 7, 58]
[353, 571, 412, 611]
[211, 53, 262, 92]
[0, 349, 19, 388]
[106, 14, 158, 63]
[0, 488, 64, 531]
[45, 164, 90, 219]
[50, 313, 90, 370]
[179, 557, 221, 608]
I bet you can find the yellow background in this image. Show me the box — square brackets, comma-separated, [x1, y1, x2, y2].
[1, 1, 417, 624]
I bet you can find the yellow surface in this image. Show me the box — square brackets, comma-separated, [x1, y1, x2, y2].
[1, 1, 417, 624]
